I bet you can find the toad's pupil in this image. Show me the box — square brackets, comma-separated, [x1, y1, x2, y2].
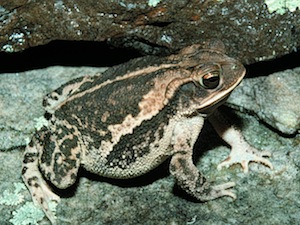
[202, 73, 220, 89]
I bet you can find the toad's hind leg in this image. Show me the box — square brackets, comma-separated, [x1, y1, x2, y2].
[22, 124, 82, 223]
[38, 121, 82, 190]
[22, 130, 60, 224]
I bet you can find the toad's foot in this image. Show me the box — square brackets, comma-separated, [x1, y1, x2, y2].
[204, 181, 236, 200]
[23, 169, 60, 224]
[217, 144, 273, 173]
[34, 180, 60, 224]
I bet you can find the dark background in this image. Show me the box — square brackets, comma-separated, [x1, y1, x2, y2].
[0, 41, 299, 77]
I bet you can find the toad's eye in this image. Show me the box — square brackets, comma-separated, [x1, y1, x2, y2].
[200, 70, 220, 89]
[193, 64, 221, 89]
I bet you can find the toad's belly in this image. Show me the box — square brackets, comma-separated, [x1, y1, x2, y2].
[81, 120, 178, 179]
[82, 147, 172, 179]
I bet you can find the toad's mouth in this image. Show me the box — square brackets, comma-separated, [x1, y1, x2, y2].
[197, 94, 230, 115]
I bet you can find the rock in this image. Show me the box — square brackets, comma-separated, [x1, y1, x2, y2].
[1, 0, 300, 64]
[0, 66, 299, 224]
[1, 1, 299, 220]
[227, 67, 300, 135]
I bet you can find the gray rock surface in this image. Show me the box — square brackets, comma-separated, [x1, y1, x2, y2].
[227, 67, 300, 135]
[0, 66, 299, 224]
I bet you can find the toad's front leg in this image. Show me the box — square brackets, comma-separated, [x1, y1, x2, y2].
[209, 109, 273, 173]
[169, 116, 236, 201]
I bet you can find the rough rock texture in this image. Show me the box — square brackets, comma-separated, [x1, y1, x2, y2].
[1, 0, 300, 64]
[227, 67, 300, 135]
[0, 66, 299, 224]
